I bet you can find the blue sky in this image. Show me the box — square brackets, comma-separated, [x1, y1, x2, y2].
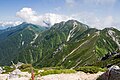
[0, 0, 120, 29]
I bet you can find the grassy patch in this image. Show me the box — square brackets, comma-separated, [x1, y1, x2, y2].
[18, 64, 39, 74]
[76, 66, 107, 73]
[2, 66, 15, 74]
[39, 69, 76, 76]
[18, 64, 32, 72]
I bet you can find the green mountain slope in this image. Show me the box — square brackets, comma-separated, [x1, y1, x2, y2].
[14, 20, 120, 69]
[0, 22, 47, 65]
[0, 20, 120, 69]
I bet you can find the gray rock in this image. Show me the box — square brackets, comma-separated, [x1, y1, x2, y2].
[97, 65, 120, 80]
[0, 67, 3, 74]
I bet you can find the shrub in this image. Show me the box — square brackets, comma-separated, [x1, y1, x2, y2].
[2, 66, 15, 74]
[18, 64, 39, 74]
[40, 69, 76, 76]
[76, 66, 107, 73]
[18, 64, 31, 70]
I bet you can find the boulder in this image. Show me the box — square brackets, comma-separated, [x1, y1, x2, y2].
[97, 65, 120, 80]
[0, 67, 3, 74]
[8, 69, 21, 79]
[0, 67, 5, 74]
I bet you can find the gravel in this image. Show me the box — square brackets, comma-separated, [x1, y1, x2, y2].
[0, 71, 104, 80]
[38, 71, 104, 80]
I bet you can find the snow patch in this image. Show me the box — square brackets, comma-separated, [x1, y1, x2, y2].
[108, 30, 120, 48]
[103, 39, 106, 43]
[87, 34, 90, 37]
[66, 22, 77, 42]
[31, 33, 39, 44]
[96, 31, 100, 36]
[20, 34, 22, 37]
[22, 41, 24, 45]
[69, 60, 71, 63]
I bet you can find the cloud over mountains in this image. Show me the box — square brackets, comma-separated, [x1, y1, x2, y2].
[0, 21, 22, 29]
[0, 4, 119, 30]
[15, 7, 118, 29]
[0, 0, 119, 30]
[16, 8, 72, 27]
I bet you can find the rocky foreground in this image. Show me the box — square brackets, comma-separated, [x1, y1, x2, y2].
[0, 71, 103, 80]
[1, 65, 120, 80]
[39, 71, 104, 80]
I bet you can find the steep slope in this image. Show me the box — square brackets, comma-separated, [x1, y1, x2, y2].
[95, 28, 120, 58]
[16, 20, 120, 69]
[0, 20, 120, 69]
[17, 20, 100, 68]
[16, 20, 90, 67]
[0, 22, 47, 65]
[93, 28, 120, 67]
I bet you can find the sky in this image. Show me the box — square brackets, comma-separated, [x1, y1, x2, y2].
[0, 0, 120, 29]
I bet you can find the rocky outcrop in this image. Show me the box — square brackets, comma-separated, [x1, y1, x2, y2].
[0, 69, 31, 80]
[0, 67, 5, 74]
[0, 67, 3, 74]
[97, 65, 120, 80]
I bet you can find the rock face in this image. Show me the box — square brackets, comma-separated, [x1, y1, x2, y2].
[97, 65, 120, 80]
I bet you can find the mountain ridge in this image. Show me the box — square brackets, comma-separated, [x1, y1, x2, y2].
[0, 22, 48, 65]
[0, 20, 120, 69]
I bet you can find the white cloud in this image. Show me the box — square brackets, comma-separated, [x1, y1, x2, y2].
[16, 7, 119, 30]
[71, 12, 119, 29]
[0, 21, 22, 27]
[41, 13, 72, 25]
[103, 16, 114, 27]
[16, 8, 72, 26]
[16, 8, 40, 25]
[0, 21, 22, 29]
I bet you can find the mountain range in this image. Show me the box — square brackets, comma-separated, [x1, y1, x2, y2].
[0, 20, 120, 69]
